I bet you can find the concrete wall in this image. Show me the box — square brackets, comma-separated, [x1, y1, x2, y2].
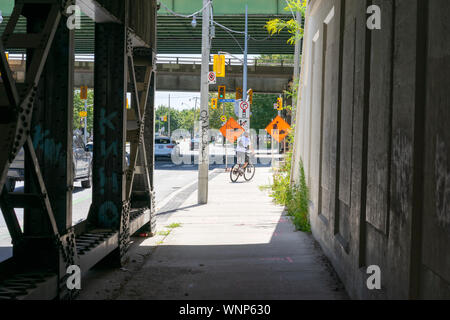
[291, 0, 450, 299]
[9, 61, 292, 93]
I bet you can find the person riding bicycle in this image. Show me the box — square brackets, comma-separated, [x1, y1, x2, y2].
[236, 131, 253, 169]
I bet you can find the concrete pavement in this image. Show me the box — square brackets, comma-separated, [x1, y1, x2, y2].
[78, 166, 348, 300]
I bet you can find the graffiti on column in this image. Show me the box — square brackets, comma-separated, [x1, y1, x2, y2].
[98, 108, 120, 227]
[199, 110, 209, 164]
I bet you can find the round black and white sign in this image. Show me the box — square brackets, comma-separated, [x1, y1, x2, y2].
[240, 101, 249, 110]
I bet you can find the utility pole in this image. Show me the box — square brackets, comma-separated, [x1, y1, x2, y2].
[243, 5, 248, 103]
[198, 0, 211, 204]
[168, 94, 171, 137]
[84, 99, 88, 145]
[242, 5, 250, 131]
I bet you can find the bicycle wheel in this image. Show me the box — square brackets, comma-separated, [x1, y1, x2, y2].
[244, 164, 256, 181]
[230, 164, 240, 183]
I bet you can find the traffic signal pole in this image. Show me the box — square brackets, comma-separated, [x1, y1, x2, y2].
[243, 5, 250, 131]
[84, 99, 88, 145]
[243, 5, 248, 103]
[198, 0, 211, 204]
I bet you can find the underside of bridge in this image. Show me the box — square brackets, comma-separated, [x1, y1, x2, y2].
[0, 0, 448, 302]
[0, 0, 295, 55]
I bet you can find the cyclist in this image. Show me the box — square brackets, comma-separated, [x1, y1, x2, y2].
[236, 131, 253, 170]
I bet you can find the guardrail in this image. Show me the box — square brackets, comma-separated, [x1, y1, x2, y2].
[157, 56, 294, 67]
[7, 54, 294, 67]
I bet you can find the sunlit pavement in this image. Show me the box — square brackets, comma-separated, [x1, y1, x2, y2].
[77, 166, 348, 300]
[0, 150, 282, 262]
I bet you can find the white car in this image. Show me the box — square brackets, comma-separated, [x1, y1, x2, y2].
[155, 137, 177, 158]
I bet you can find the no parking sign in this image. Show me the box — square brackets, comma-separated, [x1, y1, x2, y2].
[208, 72, 216, 84]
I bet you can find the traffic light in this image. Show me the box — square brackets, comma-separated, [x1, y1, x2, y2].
[218, 86, 226, 99]
[80, 86, 88, 100]
[236, 87, 243, 100]
[248, 89, 253, 104]
[213, 55, 226, 77]
[277, 97, 283, 111]
[211, 98, 218, 109]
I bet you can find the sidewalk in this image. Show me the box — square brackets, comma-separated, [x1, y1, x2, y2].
[104, 167, 348, 300]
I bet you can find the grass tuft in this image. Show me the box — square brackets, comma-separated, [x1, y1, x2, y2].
[166, 223, 182, 229]
[263, 149, 311, 233]
[158, 230, 171, 236]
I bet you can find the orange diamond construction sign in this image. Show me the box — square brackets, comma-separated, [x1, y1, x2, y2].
[220, 118, 244, 143]
[265, 116, 291, 143]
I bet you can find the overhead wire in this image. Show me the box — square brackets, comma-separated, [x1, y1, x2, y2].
[159, 0, 281, 52]
[158, 0, 211, 18]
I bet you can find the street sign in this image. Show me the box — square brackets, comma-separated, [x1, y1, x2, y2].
[79, 111, 87, 118]
[239, 107, 249, 119]
[220, 118, 244, 143]
[265, 115, 291, 143]
[219, 99, 235, 103]
[239, 118, 249, 132]
[220, 115, 227, 122]
[239, 101, 249, 111]
[208, 71, 216, 84]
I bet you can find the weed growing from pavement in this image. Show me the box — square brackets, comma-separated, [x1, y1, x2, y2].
[158, 230, 171, 236]
[260, 131, 311, 232]
[166, 223, 182, 229]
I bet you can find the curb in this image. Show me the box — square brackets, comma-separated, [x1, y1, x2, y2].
[155, 167, 222, 213]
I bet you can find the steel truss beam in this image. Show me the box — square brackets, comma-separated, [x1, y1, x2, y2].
[0, 0, 157, 300]
[0, 0, 78, 300]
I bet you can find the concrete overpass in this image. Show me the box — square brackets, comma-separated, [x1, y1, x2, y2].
[8, 55, 294, 93]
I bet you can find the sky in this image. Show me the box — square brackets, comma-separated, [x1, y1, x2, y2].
[155, 91, 201, 110]
[155, 54, 259, 110]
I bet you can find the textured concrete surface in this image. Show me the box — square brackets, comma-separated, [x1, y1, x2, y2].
[291, 0, 450, 299]
[78, 167, 348, 300]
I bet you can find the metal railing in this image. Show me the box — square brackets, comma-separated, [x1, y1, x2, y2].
[6, 54, 294, 67]
[156, 56, 294, 67]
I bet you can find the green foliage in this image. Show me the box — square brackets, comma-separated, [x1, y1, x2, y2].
[268, 152, 311, 233]
[158, 230, 171, 236]
[265, 0, 307, 45]
[155, 92, 279, 135]
[250, 94, 279, 131]
[166, 223, 182, 229]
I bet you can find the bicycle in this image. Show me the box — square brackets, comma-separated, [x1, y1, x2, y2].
[230, 162, 256, 182]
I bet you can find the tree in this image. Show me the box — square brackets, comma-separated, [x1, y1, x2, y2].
[155, 105, 182, 135]
[250, 94, 279, 131]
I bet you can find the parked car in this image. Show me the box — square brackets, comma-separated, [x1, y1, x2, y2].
[5, 148, 24, 192]
[86, 141, 130, 166]
[5, 134, 92, 192]
[155, 136, 177, 158]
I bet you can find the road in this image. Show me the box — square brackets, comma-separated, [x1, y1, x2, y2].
[0, 147, 279, 262]
[0, 159, 204, 261]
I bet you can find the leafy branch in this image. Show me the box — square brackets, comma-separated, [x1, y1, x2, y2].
[265, 0, 307, 45]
